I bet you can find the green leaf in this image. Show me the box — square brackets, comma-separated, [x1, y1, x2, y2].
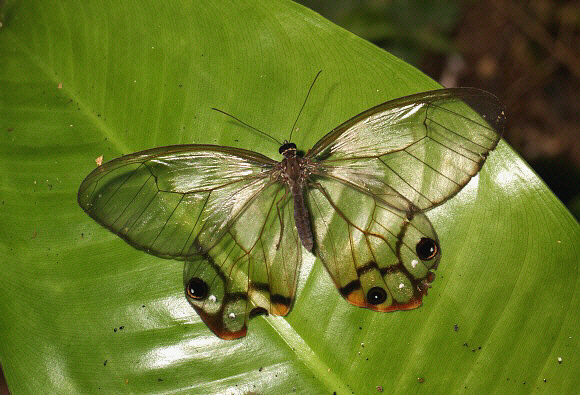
[0, 1, 578, 394]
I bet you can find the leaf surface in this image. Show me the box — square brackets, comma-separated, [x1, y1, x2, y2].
[0, 1, 578, 394]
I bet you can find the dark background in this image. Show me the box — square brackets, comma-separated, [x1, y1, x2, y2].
[298, 0, 580, 219]
[1, 1, 578, 393]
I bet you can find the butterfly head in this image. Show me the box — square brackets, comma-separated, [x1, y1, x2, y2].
[279, 141, 297, 158]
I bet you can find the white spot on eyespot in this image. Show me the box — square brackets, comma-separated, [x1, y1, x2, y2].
[399, 283, 405, 289]
[411, 259, 418, 268]
[209, 295, 217, 302]
[228, 312, 236, 319]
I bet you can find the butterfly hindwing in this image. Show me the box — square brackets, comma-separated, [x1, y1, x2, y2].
[183, 182, 301, 339]
[307, 175, 439, 311]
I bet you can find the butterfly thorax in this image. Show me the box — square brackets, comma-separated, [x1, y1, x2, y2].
[277, 141, 313, 184]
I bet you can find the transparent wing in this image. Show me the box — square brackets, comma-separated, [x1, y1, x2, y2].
[307, 88, 505, 211]
[183, 184, 301, 339]
[77, 144, 277, 259]
[78, 145, 302, 339]
[307, 175, 440, 311]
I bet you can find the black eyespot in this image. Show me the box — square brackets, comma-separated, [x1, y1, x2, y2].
[279, 142, 297, 154]
[367, 287, 387, 305]
[416, 238, 438, 260]
[186, 277, 208, 300]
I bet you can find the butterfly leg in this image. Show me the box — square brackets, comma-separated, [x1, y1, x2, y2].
[309, 181, 351, 224]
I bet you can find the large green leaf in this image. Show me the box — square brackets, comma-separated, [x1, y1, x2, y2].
[0, 1, 578, 394]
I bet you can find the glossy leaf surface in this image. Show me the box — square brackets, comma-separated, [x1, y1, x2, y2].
[0, 0, 578, 394]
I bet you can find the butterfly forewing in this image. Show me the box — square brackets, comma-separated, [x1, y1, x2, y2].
[307, 88, 505, 211]
[78, 145, 276, 259]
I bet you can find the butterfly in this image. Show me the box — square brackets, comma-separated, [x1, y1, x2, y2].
[78, 80, 504, 339]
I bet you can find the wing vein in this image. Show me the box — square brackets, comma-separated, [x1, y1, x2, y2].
[149, 194, 186, 251]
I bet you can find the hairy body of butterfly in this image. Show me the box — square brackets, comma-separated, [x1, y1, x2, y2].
[78, 87, 504, 339]
[276, 141, 315, 252]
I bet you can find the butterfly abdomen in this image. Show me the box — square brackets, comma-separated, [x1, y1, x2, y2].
[280, 151, 315, 252]
[292, 183, 314, 251]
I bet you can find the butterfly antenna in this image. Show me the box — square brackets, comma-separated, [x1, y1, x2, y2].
[288, 70, 322, 142]
[211, 108, 283, 146]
